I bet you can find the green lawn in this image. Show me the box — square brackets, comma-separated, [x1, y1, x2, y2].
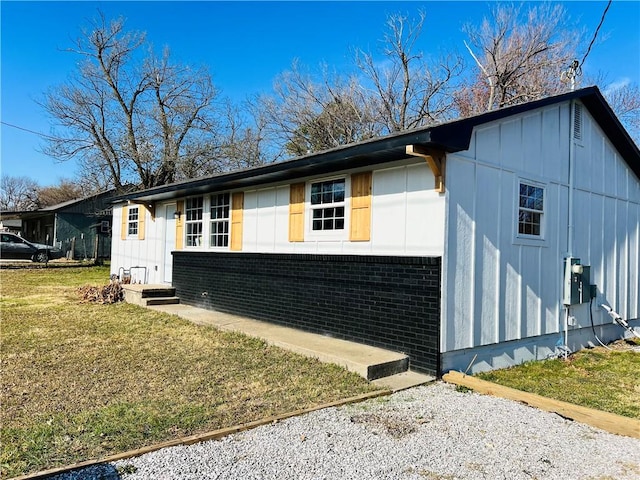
[0, 266, 379, 478]
[476, 339, 640, 419]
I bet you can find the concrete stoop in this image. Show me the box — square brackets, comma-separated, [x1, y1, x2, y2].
[122, 284, 180, 307]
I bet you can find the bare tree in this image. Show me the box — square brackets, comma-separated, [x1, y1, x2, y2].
[40, 12, 222, 191]
[252, 11, 462, 157]
[253, 61, 379, 157]
[603, 82, 640, 145]
[458, 3, 579, 114]
[35, 180, 85, 208]
[355, 10, 463, 132]
[216, 101, 271, 171]
[0, 176, 39, 211]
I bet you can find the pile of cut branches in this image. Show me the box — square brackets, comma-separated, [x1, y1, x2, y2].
[77, 282, 124, 304]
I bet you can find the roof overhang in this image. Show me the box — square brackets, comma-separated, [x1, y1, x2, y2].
[115, 86, 640, 204]
[115, 127, 467, 204]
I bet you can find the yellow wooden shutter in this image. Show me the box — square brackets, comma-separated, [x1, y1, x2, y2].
[137, 205, 146, 240]
[289, 183, 305, 242]
[230, 192, 244, 251]
[121, 206, 128, 240]
[175, 201, 184, 250]
[350, 172, 372, 241]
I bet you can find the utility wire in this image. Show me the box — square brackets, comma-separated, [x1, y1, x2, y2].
[1, 120, 57, 140]
[579, 0, 612, 69]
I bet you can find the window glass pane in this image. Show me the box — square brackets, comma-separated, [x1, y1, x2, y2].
[532, 223, 540, 236]
[209, 192, 230, 248]
[128, 208, 138, 222]
[518, 207, 542, 236]
[309, 178, 346, 231]
[533, 188, 544, 210]
[334, 182, 345, 202]
[185, 197, 204, 246]
[127, 207, 139, 235]
[519, 183, 528, 197]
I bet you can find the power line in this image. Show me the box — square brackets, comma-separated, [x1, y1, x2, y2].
[0, 121, 57, 140]
[562, 0, 612, 89]
[579, 0, 612, 69]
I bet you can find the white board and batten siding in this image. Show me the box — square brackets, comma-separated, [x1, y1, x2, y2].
[242, 162, 445, 256]
[111, 205, 166, 284]
[111, 160, 446, 284]
[442, 101, 640, 371]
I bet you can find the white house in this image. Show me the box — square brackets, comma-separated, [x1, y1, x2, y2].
[111, 86, 640, 376]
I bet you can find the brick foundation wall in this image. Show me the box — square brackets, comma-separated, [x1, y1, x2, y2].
[172, 252, 441, 375]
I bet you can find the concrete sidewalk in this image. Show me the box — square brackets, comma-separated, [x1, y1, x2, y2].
[147, 303, 434, 392]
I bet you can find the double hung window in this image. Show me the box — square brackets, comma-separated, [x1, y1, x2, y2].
[310, 179, 345, 231]
[127, 207, 139, 236]
[518, 182, 544, 237]
[185, 197, 204, 246]
[210, 193, 230, 247]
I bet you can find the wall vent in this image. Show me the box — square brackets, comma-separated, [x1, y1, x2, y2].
[573, 103, 583, 141]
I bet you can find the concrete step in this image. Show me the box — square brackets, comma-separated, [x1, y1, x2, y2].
[367, 357, 409, 381]
[145, 296, 181, 306]
[141, 287, 176, 298]
[372, 370, 436, 392]
[122, 284, 178, 307]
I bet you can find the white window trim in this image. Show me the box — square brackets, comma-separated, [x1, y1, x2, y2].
[513, 178, 547, 246]
[209, 192, 231, 249]
[184, 196, 204, 248]
[127, 206, 139, 238]
[179, 194, 234, 250]
[305, 175, 351, 241]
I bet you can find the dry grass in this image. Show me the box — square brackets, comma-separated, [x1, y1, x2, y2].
[0, 267, 379, 478]
[476, 338, 640, 419]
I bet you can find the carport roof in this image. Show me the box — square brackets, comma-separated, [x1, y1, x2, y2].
[115, 86, 640, 204]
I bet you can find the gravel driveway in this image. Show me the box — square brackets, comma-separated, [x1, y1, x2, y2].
[51, 381, 640, 480]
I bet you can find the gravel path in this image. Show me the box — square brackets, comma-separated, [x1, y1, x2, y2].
[52, 382, 640, 480]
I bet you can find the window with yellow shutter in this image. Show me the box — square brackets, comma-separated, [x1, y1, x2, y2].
[310, 179, 346, 231]
[127, 206, 139, 236]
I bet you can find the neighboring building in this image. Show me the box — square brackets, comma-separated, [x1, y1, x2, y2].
[0, 218, 22, 234]
[11, 190, 116, 260]
[110, 87, 640, 376]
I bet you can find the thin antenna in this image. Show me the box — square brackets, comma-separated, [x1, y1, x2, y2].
[560, 60, 581, 91]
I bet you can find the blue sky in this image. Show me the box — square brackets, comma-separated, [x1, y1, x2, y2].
[1, 1, 639, 187]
